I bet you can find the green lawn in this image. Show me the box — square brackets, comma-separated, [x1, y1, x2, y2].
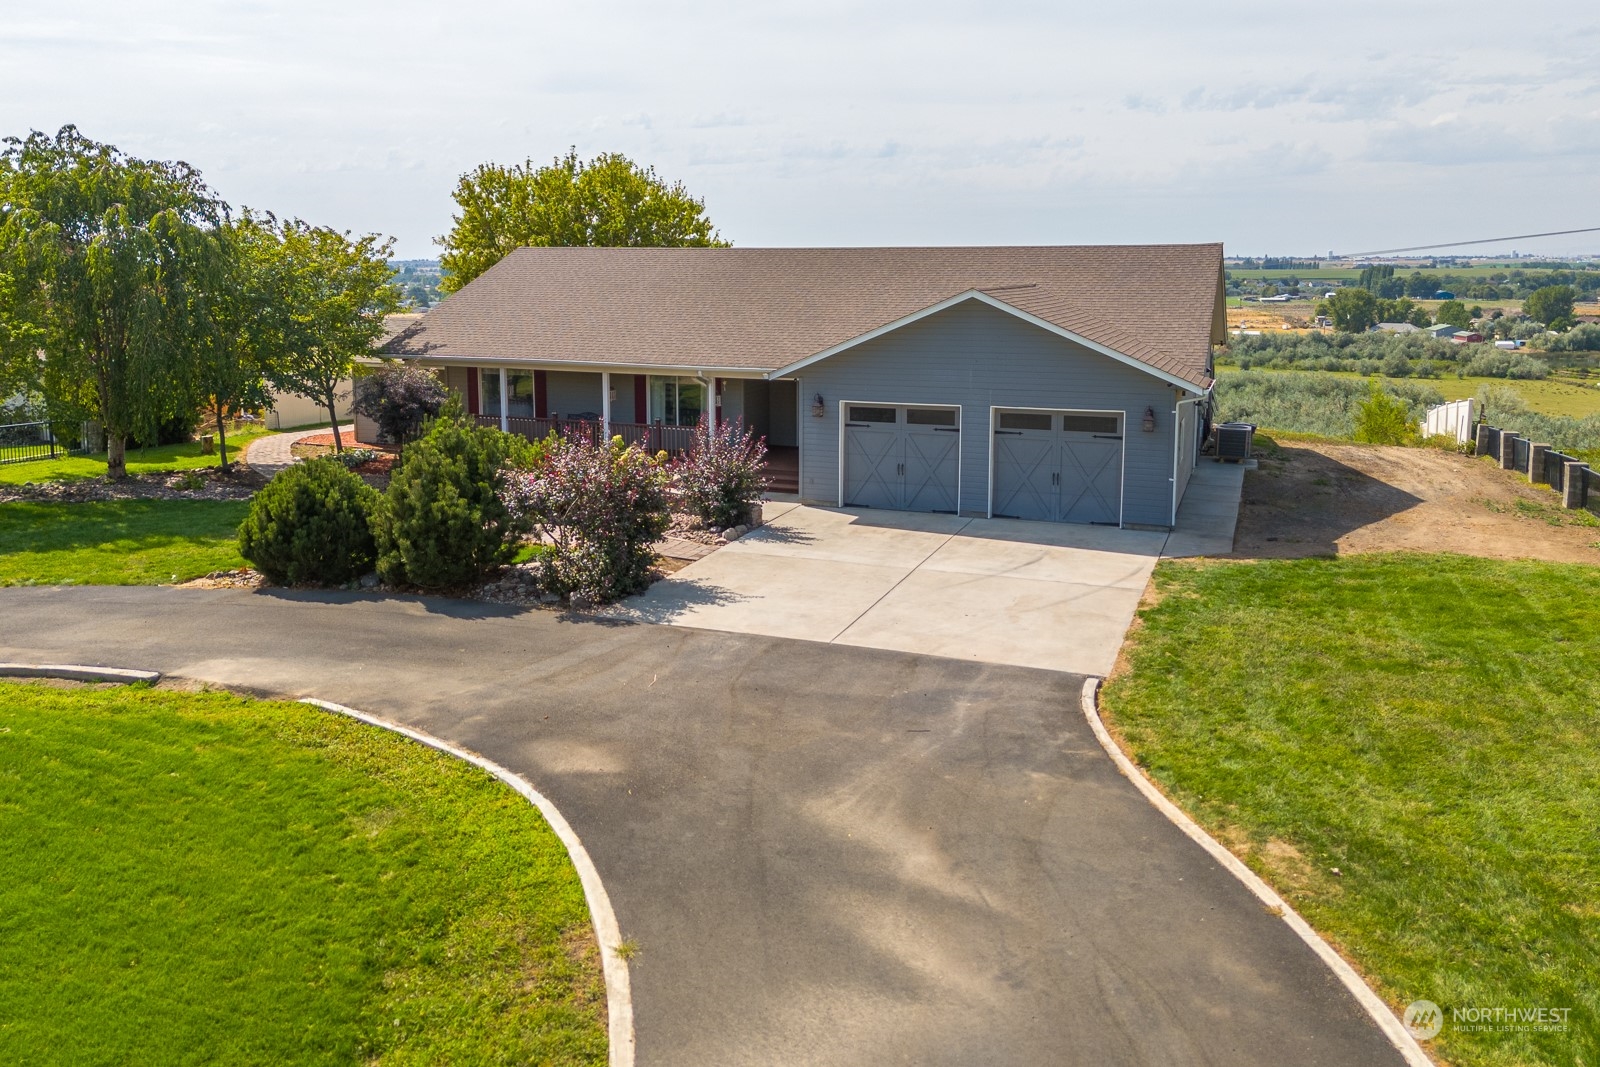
[1101, 555, 1599, 1067]
[0, 427, 275, 485]
[0, 682, 606, 1065]
[0, 500, 250, 585]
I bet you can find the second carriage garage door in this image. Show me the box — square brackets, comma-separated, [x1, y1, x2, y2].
[991, 410, 1124, 524]
[843, 404, 961, 512]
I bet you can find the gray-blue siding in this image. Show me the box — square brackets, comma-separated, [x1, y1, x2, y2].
[795, 300, 1200, 527]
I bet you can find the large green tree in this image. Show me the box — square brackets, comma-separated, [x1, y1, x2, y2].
[1524, 285, 1577, 330]
[0, 126, 229, 478]
[437, 148, 727, 293]
[251, 214, 401, 451]
[1316, 288, 1380, 333]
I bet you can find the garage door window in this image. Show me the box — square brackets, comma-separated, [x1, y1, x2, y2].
[1061, 414, 1120, 434]
[905, 408, 958, 426]
[848, 406, 897, 423]
[998, 412, 1052, 431]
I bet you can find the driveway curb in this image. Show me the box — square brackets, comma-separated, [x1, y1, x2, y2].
[300, 699, 636, 1067]
[0, 662, 162, 684]
[1078, 677, 1432, 1066]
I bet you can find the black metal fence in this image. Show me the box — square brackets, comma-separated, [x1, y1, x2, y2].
[0, 420, 68, 465]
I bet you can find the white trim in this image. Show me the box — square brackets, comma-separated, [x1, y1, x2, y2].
[768, 290, 1209, 395]
[301, 699, 637, 1067]
[498, 367, 509, 432]
[986, 406, 1126, 528]
[1076, 680, 1432, 1067]
[601, 371, 612, 438]
[1170, 394, 1206, 527]
[400, 354, 769, 379]
[837, 400, 963, 513]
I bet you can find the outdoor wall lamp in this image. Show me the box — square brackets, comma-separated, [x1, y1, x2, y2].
[1142, 407, 1157, 432]
[811, 393, 826, 418]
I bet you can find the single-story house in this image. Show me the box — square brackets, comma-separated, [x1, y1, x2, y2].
[379, 244, 1226, 529]
[1372, 321, 1422, 334]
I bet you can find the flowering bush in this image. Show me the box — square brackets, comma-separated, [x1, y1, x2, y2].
[506, 435, 670, 602]
[672, 416, 767, 528]
[352, 362, 449, 444]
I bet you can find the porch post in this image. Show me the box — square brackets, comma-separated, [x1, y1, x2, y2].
[499, 367, 509, 432]
[601, 371, 612, 440]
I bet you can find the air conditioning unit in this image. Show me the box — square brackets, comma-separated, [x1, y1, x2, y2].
[1215, 422, 1256, 462]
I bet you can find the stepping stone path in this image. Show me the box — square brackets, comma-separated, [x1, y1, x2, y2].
[243, 425, 357, 479]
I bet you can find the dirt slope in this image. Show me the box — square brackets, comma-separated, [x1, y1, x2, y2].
[1232, 440, 1600, 563]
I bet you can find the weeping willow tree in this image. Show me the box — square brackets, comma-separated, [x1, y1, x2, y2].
[0, 126, 228, 478]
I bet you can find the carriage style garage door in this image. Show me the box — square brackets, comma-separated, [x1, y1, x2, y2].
[991, 410, 1124, 525]
[843, 404, 961, 513]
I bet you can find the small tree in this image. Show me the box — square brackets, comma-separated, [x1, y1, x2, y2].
[352, 361, 448, 443]
[250, 213, 402, 452]
[672, 415, 767, 528]
[1524, 285, 1577, 331]
[237, 457, 378, 585]
[1353, 380, 1415, 445]
[1316, 288, 1379, 333]
[1435, 299, 1471, 330]
[372, 398, 520, 590]
[508, 436, 670, 602]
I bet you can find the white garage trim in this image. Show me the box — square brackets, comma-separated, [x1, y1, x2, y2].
[987, 406, 1127, 527]
[837, 400, 963, 511]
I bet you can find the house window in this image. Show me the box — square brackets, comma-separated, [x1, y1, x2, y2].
[480, 370, 534, 417]
[648, 376, 706, 426]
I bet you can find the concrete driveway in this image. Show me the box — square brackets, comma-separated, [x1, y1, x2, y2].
[621, 503, 1168, 675]
[1, 586, 1403, 1066]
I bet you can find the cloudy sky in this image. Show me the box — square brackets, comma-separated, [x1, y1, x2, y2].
[5, 2, 1598, 259]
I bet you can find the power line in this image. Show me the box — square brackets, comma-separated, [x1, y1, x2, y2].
[1337, 226, 1600, 259]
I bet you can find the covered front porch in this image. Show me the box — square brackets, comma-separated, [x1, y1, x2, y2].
[416, 364, 800, 487]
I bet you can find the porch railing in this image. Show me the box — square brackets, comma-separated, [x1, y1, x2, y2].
[475, 415, 697, 454]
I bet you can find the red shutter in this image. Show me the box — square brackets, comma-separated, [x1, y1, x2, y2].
[466, 369, 480, 415]
[534, 371, 549, 419]
[634, 376, 647, 423]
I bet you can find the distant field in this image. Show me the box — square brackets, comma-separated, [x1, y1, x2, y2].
[1216, 367, 1600, 418]
[1225, 263, 1588, 282]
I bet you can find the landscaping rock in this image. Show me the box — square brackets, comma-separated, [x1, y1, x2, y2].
[358, 572, 380, 589]
[721, 527, 741, 542]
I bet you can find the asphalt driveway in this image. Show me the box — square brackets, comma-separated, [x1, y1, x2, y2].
[0, 586, 1403, 1065]
[619, 504, 1167, 675]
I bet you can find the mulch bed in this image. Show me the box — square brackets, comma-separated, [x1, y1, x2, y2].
[288, 438, 398, 482]
[0, 466, 266, 504]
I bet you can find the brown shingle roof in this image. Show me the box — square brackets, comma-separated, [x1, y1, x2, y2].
[384, 244, 1224, 388]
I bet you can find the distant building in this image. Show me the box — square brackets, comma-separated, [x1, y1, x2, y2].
[1450, 332, 1485, 344]
[1372, 322, 1421, 334]
[1434, 290, 1455, 300]
[1423, 324, 1457, 340]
